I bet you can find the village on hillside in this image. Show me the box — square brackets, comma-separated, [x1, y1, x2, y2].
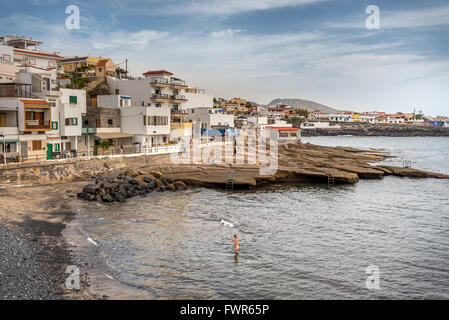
[1, 34, 448, 164]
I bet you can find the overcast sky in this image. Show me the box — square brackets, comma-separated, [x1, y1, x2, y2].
[1, 0, 449, 115]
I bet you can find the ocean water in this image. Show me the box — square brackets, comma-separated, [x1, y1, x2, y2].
[75, 137, 449, 299]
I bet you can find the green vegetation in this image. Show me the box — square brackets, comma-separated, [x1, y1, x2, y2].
[295, 108, 310, 118]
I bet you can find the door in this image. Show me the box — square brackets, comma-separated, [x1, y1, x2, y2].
[47, 143, 53, 160]
[21, 142, 28, 160]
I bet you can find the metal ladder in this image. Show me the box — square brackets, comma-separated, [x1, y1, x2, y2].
[325, 164, 335, 187]
[403, 160, 412, 168]
[226, 169, 235, 190]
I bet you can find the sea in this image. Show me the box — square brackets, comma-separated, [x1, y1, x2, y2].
[69, 136, 449, 299]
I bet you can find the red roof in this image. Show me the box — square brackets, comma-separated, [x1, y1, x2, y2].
[14, 48, 63, 59]
[143, 70, 173, 76]
[97, 59, 110, 67]
[267, 126, 299, 132]
[19, 99, 51, 106]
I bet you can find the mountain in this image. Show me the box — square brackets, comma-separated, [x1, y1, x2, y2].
[267, 98, 347, 113]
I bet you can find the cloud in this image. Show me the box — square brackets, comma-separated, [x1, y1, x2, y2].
[102, 0, 330, 16]
[327, 5, 449, 29]
[210, 29, 245, 39]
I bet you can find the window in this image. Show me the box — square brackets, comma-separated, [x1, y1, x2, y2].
[69, 96, 77, 104]
[48, 61, 55, 68]
[155, 103, 161, 108]
[143, 115, 146, 126]
[54, 143, 60, 152]
[3, 54, 11, 62]
[65, 118, 78, 126]
[84, 119, 89, 125]
[28, 58, 36, 65]
[107, 119, 113, 126]
[115, 89, 119, 95]
[32, 140, 42, 151]
[51, 122, 58, 130]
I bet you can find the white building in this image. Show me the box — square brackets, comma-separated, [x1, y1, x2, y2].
[329, 114, 353, 122]
[185, 107, 234, 130]
[97, 94, 171, 146]
[300, 121, 341, 129]
[360, 115, 376, 124]
[183, 88, 213, 110]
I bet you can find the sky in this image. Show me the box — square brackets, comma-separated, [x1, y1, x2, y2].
[1, 0, 449, 115]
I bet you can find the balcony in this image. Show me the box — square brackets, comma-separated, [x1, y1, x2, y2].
[150, 78, 170, 87]
[151, 93, 171, 102]
[170, 95, 188, 103]
[170, 80, 187, 88]
[25, 120, 51, 131]
[82, 127, 97, 134]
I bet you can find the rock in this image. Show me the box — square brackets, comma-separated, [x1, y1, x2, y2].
[150, 171, 162, 179]
[82, 184, 98, 195]
[114, 192, 127, 203]
[173, 181, 187, 190]
[143, 176, 155, 183]
[95, 195, 102, 202]
[128, 179, 139, 186]
[123, 169, 136, 176]
[154, 178, 165, 189]
[146, 180, 156, 190]
[101, 194, 114, 202]
[77, 192, 88, 200]
[167, 183, 176, 191]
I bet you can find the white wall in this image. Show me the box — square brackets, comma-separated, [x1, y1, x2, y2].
[98, 95, 132, 108]
[183, 92, 213, 110]
[107, 77, 151, 107]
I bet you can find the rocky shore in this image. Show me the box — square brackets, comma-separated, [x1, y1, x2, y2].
[77, 169, 187, 203]
[302, 123, 449, 137]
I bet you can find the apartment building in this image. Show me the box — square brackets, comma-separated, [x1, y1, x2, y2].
[107, 70, 190, 145]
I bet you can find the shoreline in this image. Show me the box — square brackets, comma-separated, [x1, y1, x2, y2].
[1, 141, 449, 300]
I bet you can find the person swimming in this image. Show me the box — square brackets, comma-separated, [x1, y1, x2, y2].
[232, 234, 239, 252]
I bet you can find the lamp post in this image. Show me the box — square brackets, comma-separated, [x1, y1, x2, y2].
[0, 134, 5, 165]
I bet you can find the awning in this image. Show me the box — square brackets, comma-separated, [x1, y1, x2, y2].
[95, 133, 134, 139]
[0, 139, 19, 143]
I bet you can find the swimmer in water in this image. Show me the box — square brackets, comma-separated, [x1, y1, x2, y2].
[232, 234, 239, 252]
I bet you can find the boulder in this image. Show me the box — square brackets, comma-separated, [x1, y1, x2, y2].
[101, 194, 114, 202]
[167, 183, 176, 191]
[114, 192, 127, 203]
[150, 171, 163, 179]
[173, 181, 187, 190]
[82, 184, 98, 195]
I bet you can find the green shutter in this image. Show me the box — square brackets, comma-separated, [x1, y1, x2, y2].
[69, 96, 77, 104]
[54, 143, 60, 151]
[52, 121, 58, 130]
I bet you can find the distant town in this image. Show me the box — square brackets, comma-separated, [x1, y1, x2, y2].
[1, 33, 448, 164]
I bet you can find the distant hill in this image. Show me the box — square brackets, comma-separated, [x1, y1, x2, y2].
[267, 98, 347, 113]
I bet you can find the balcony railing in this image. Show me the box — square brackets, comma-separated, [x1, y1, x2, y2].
[170, 80, 186, 87]
[82, 127, 97, 134]
[150, 78, 169, 85]
[170, 95, 187, 101]
[151, 93, 170, 100]
[25, 120, 50, 130]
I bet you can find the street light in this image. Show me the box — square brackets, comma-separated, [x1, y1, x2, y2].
[0, 134, 5, 165]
